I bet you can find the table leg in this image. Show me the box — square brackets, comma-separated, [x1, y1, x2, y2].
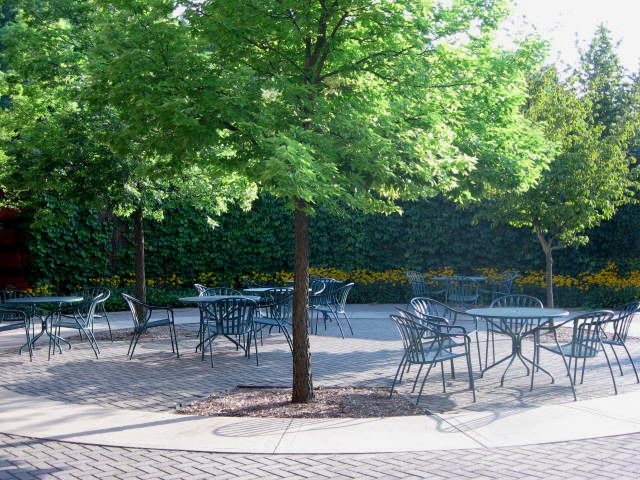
[480, 352, 514, 377]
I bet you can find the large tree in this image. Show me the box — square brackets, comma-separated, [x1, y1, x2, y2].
[84, 0, 550, 402]
[0, 0, 255, 298]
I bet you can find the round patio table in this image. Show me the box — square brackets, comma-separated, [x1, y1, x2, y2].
[4, 296, 84, 351]
[466, 307, 570, 386]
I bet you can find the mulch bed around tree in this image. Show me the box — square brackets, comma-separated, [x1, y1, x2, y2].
[176, 386, 429, 418]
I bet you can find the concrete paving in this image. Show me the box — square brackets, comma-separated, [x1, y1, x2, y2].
[1, 304, 640, 477]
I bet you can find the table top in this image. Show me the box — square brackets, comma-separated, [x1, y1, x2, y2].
[4, 296, 84, 305]
[243, 287, 293, 293]
[431, 276, 487, 282]
[466, 307, 569, 319]
[178, 295, 261, 303]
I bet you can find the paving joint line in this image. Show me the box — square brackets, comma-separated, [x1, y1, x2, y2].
[272, 417, 293, 454]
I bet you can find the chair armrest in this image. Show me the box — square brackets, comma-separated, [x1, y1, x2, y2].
[439, 324, 468, 335]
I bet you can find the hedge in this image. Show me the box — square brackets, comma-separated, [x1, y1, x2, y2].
[20, 194, 640, 307]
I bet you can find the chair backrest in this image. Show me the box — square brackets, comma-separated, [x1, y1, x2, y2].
[203, 287, 242, 296]
[490, 294, 543, 308]
[310, 278, 326, 295]
[73, 294, 103, 328]
[407, 271, 428, 297]
[0, 289, 32, 303]
[200, 297, 256, 335]
[334, 283, 354, 310]
[122, 293, 152, 329]
[497, 271, 519, 294]
[194, 283, 208, 295]
[392, 310, 446, 363]
[611, 301, 640, 343]
[445, 279, 479, 307]
[83, 286, 110, 304]
[263, 288, 293, 323]
[314, 279, 342, 305]
[0, 306, 29, 330]
[410, 297, 459, 323]
[570, 310, 615, 357]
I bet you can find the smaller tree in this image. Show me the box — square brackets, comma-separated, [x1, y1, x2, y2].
[484, 67, 637, 306]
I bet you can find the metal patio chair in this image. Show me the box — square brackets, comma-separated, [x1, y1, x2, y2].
[407, 271, 445, 300]
[0, 307, 33, 361]
[122, 293, 179, 360]
[486, 294, 543, 366]
[313, 282, 354, 338]
[390, 309, 475, 403]
[531, 310, 617, 400]
[49, 294, 104, 360]
[194, 283, 209, 295]
[599, 301, 640, 383]
[411, 297, 483, 369]
[445, 278, 480, 308]
[83, 286, 112, 341]
[254, 288, 293, 352]
[199, 297, 258, 366]
[480, 271, 519, 303]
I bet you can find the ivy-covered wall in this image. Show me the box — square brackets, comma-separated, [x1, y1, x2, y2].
[24, 194, 640, 292]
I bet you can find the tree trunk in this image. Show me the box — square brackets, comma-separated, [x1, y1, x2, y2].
[133, 207, 146, 304]
[544, 248, 554, 308]
[292, 201, 313, 403]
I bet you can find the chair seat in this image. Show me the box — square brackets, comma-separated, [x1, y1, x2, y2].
[314, 306, 345, 314]
[0, 322, 26, 332]
[255, 317, 289, 328]
[423, 336, 464, 349]
[139, 318, 172, 329]
[542, 342, 600, 358]
[52, 318, 89, 329]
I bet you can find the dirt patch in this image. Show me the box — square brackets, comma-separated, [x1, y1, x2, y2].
[176, 386, 428, 418]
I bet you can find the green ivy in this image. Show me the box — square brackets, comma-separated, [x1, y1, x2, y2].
[24, 194, 640, 305]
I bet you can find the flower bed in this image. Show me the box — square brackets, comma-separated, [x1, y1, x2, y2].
[24, 263, 640, 310]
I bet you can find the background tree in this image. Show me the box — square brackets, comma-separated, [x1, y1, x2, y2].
[483, 63, 637, 307]
[0, 0, 255, 299]
[85, 0, 550, 402]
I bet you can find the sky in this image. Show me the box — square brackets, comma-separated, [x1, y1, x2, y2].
[497, 0, 640, 73]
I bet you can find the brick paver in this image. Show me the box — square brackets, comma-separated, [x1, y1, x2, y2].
[1, 431, 639, 479]
[1, 311, 640, 478]
[1, 315, 638, 414]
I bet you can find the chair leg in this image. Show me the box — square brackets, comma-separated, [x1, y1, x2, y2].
[609, 344, 623, 376]
[128, 331, 142, 359]
[580, 357, 587, 384]
[621, 342, 639, 383]
[172, 323, 180, 358]
[450, 358, 456, 379]
[475, 329, 483, 371]
[411, 364, 425, 393]
[600, 340, 618, 395]
[466, 346, 476, 402]
[341, 311, 354, 335]
[389, 354, 407, 398]
[83, 327, 100, 359]
[102, 307, 113, 342]
[253, 331, 259, 366]
[440, 362, 446, 393]
[416, 361, 437, 404]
